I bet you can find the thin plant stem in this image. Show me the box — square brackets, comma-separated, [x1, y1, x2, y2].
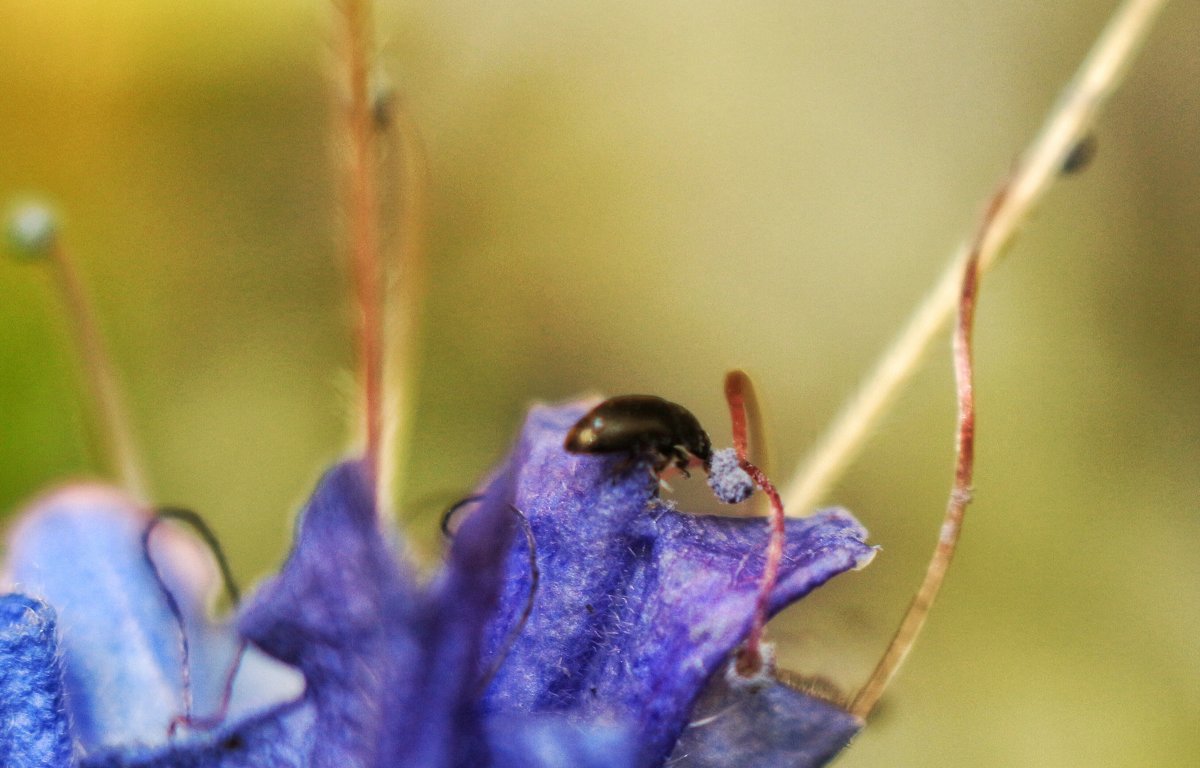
[378, 90, 429, 516]
[48, 238, 147, 498]
[335, 0, 385, 485]
[783, 0, 1171, 517]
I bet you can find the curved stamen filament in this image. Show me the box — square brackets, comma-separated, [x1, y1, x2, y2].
[724, 371, 751, 461]
[848, 175, 997, 719]
[475, 503, 540, 695]
[724, 370, 786, 677]
[734, 460, 787, 678]
[143, 507, 243, 735]
[724, 369, 771, 517]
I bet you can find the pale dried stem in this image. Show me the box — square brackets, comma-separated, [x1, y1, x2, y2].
[49, 239, 147, 498]
[379, 94, 429, 515]
[783, 0, 1170, 517]
[845, 0, 1171, 719]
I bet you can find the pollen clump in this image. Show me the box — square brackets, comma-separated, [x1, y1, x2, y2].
[707, 447, 755, 504]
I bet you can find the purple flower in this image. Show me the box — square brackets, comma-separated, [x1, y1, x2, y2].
[1, 401, 874, 767]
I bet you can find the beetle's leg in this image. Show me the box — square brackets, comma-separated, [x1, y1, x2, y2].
[671, 447, 694, 478]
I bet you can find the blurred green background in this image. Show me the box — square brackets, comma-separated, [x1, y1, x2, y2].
[1, 1, 1197, 765]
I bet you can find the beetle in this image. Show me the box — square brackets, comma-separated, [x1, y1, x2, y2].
[563, 394, 713, 475]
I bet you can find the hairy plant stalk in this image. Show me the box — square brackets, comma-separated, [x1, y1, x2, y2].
[335, 0, 386, 485]
[783, 0, 1171, 517]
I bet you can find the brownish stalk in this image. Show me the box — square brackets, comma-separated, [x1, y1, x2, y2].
[335, 0, 385, 482]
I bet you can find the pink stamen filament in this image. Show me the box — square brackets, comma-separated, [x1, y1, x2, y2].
[724, 372, 750, 461]
[723, 370, 787, 677]
[734, 459, 787, 677]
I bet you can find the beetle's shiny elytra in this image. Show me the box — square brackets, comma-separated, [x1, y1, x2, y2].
[564, 395, 713, 474]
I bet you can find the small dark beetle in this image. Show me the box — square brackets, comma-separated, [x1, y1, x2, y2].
[564, 395, 713, 474]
